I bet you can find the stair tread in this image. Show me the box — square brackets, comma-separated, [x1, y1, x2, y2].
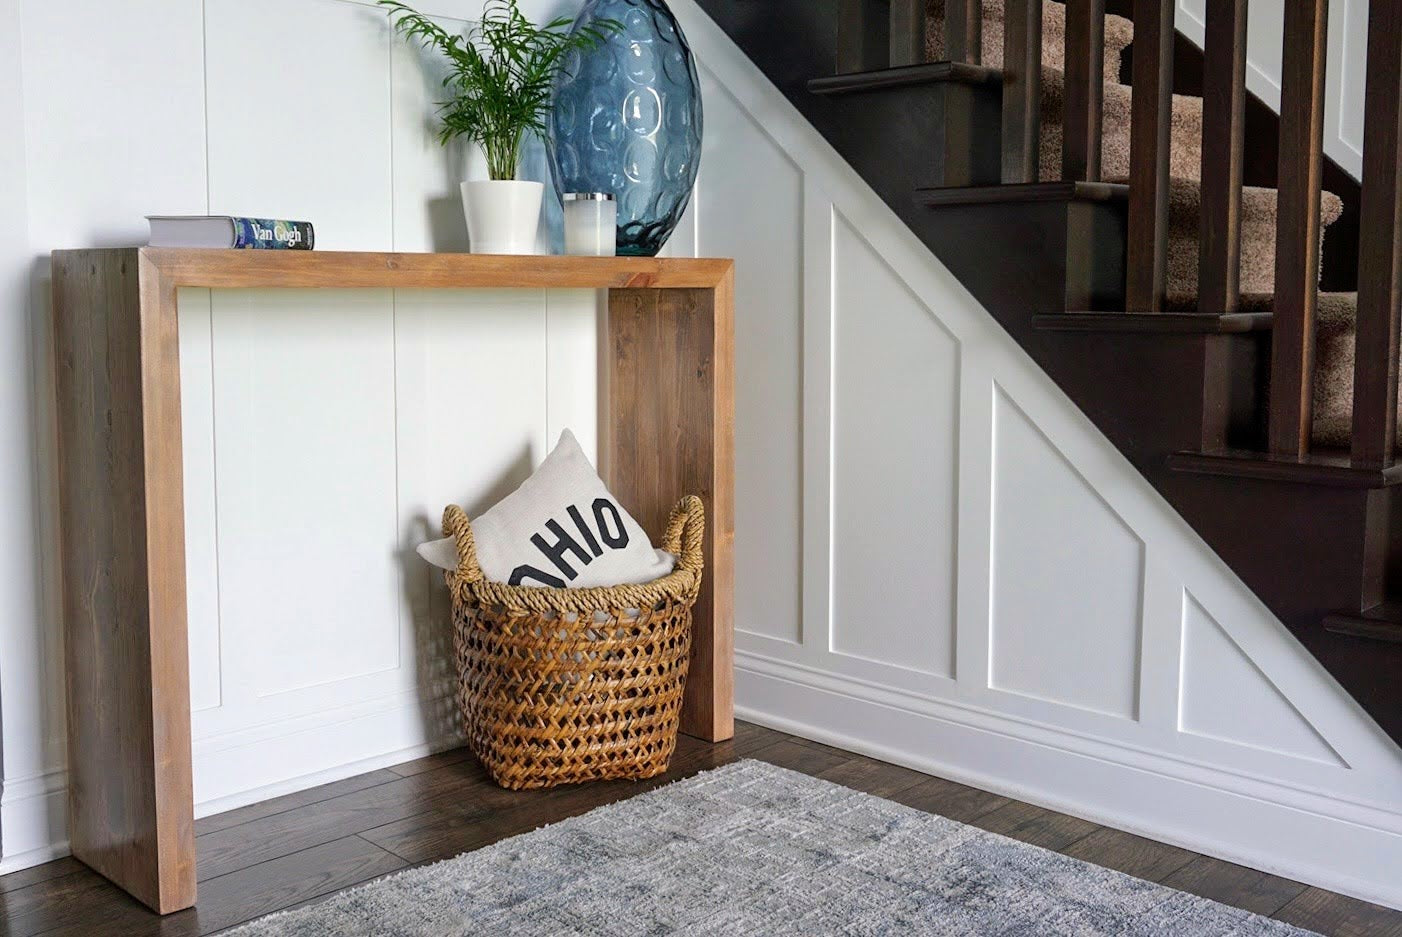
[1324, 605, 1402, 643]
[1032, 312, 1273, 334]
[918, 178, 1344, 224]
[915, 180, 1126, 206]
[808, 62, 1002, 95]
[1166, 291, 1357, 318]
[1168, 449, 1402, 489]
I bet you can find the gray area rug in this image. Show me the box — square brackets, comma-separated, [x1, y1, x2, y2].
[229, 759, 1316, 936]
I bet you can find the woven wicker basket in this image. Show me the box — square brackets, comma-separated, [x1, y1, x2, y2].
[440, 495, 704, 790]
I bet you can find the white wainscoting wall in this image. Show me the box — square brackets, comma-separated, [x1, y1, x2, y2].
[1176, 0, 1365, 179]
[0, 0, 608, 872]
[657, 0, 1402, 910]
[2, 0, 1400, 914]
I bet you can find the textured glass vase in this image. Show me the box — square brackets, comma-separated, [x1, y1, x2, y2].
[548, 0, 703, 256]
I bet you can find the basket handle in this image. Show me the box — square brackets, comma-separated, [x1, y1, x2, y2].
[441, 504, 484, 586]
[662, 495, 706, 576]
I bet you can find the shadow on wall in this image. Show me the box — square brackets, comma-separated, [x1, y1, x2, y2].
[29, 256, 67, 789]
[0, 254, 68, 868]
[390, 4, 472, 254]
[400, 443, 539, 751]
[391, 0, 586, 255]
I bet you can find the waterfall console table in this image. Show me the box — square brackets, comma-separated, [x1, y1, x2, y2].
[50, 248, 735, 914]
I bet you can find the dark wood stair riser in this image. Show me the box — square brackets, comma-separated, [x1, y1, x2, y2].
[918, 183, 1128, 310]
[811, 69, 1003, 189]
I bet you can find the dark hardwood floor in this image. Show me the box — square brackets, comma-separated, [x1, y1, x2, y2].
[2, 721, 1399, 936]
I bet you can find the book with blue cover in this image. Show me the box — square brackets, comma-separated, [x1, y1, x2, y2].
[146, 215, 315, 250]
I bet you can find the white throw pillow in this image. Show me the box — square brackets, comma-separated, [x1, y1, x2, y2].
[417, 429, 675, 587]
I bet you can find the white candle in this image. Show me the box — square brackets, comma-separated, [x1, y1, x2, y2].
[563, 193, 617, 256]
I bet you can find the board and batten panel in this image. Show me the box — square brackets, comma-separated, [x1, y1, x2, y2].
[198, 0, 404, 754]
[394, 288, 548, 692]
[201, 288, 401, 703]
[664, 0, 1402, 904]
[544, 290, 603, 462]
[389, 7, 474, 254]
[1174, 0, 1363, 178]
[205, 0, 394, 251]
[988, 385, 1144, 721]
[178, 291, 223, 715]
[695, 69, 803, 645]
[19, 0, 207, 250]
[0, 0, 60, 874]
[1329, 0, 1367, 163]
[830, 212, 959, 677]
[6, 0, 211, 870]
[1179, 593, 1344, 766]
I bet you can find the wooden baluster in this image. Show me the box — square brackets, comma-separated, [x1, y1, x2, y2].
[1062, 0, 1105, 181]
[1126, 0, 1174, 312]
[946, 0, 983, 65]
[1268, 0, 1328, 458]
[1002, 0, 1042, 183]
[890, 0, 928, 67]
[1351, 0, 1402, 465]
[1197, 0, 1247, 314]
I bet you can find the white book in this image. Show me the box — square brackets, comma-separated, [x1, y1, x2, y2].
[145, 215, 315, 250]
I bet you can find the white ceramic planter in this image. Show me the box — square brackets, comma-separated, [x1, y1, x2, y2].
[460, 180, 544, 255]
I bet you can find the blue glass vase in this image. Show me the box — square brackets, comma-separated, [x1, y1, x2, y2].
[548, 0, 703, 257]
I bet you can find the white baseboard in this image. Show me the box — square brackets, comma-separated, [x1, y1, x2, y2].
[0, 767, 67, 875]
[0, 841, 69, 877]
[192, 687, 462, 808]
[193, 733, 462, 821]
[736, 660, 1402, 911]
[0, 695, 465, 876]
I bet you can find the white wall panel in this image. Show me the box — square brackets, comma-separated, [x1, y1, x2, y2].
[989, 387, 1144, 720]
[1179, 593, 1343, 766]
[656, 0, 1402, 909]
[205, 0, 394, 250]
[0, 0, 607, 864]
[5, 0, 209, 872]
[1175, 0, 1364, 179]
[696, 70, 803, 644]
[395, 288, 548, 650]
[205, 290, 401, 710]
[179, 290, 223, 715]
[19, 0, 207, 249]
[389, 10, 474, 253]
[1331, 0, 1367, 161]
[830, 214, 958, 677]
[0, 0, 57, 873]
[545, 290, 602, 461]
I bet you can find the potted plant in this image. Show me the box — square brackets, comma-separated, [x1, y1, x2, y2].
[381, 0, 617, 254]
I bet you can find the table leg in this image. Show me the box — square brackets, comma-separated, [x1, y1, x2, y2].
[52, 249, 197, 914]
[604, 283, 735, 742]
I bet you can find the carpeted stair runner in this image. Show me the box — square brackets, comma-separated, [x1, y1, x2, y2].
[1156, 178, 1342, 299]
[925, 0, 1373, 450]
[926, 0, 1205, 181]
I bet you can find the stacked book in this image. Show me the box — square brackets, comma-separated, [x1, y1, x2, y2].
[146, 215, 315, 250]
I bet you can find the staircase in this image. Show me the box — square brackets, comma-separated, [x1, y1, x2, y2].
[695, 0, 1402, 746]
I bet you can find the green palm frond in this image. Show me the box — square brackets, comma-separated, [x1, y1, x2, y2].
[380, 0, 621, 181]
